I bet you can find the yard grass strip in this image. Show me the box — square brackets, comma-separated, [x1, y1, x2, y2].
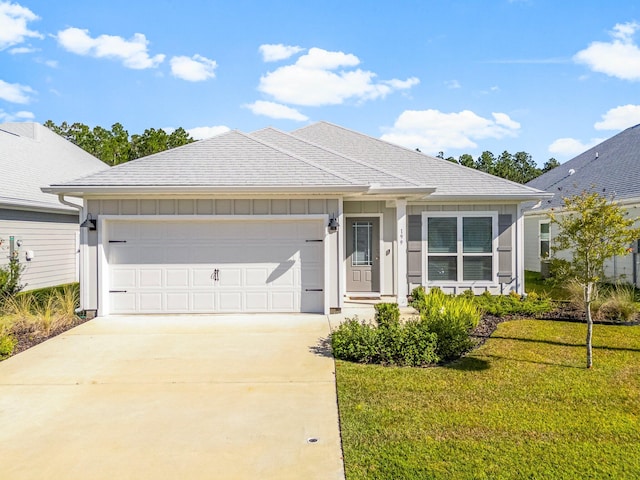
[336, 320, 640, 480]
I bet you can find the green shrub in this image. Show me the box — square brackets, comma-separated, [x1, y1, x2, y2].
[0, 333, 16, 359]
[416, 288, 481, 361]
[0, 257, 24, 300]
[331, 318, 379, 363]
[472, 290, 554, 317]
[331, 306, 439, 367]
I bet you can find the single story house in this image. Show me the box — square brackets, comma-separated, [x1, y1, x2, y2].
[0, 122, 108, 291]
[43, 121, 550, 316]
[524, 123, 640, 287]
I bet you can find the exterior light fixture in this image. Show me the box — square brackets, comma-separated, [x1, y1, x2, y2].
[80, 213, 97, 231]
[328, 216, 339, 232]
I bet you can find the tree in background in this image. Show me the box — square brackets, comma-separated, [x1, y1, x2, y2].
[44, 121, 195, 166]
[432, 149, 561, 184]
[549, 191, 640, 368]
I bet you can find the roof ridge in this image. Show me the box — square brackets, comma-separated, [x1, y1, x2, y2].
[298, 121, 545, 193]
[238, 130, 363, 186]
[260, 126, 422, 188]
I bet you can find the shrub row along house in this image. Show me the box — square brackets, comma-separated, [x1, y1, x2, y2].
[0, 122, 108, 291]
[41, 121, 550, 316]
[524, 123, 640, 287]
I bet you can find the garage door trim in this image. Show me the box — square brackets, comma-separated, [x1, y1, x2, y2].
[97, 214, 331, 316]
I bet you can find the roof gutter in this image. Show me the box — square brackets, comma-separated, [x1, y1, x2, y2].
[423, 192, 554, 202]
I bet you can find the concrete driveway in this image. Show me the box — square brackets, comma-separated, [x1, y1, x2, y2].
[0, 315, 344, 480]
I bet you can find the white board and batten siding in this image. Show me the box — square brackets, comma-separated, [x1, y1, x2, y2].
[0, 209, 79, 291]
[103, 219, 325, 314]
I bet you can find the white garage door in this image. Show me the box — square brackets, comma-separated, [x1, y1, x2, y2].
[106, 219, 325, 314]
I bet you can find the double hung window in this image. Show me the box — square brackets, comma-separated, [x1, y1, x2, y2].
[426, 213, 495, 282]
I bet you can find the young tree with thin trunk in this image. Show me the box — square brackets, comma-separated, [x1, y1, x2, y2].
[549, 191, 640, 368]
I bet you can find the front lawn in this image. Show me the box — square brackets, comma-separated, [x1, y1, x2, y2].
[336, 320, 640, 479]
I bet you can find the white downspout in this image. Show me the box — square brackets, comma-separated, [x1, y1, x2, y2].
[57, 195, 88, 312]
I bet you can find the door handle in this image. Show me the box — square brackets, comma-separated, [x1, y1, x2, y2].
[210, 269, 220, 282]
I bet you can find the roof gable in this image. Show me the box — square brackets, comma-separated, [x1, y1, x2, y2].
[0, 122, 108, 211]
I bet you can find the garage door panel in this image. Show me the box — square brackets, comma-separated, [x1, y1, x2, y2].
[246, 267, 268, 286]
[140, 293, 164, 311]
[192, 269, 214, 287]
[111, 269, 136, 288]
[107, 220, 325, 314]
[139, 269, 163, 288]
[219, 292, 242, 311]
[245, 292, 269, 311]
[272, 292, 296, 311]
[166, 293, 189, 311]
[166, 269, 189, 287]
[111, 292, 136, 313]
[192, 293, 215, 311]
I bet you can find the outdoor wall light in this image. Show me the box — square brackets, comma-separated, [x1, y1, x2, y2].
[80, 213, 97, 231]
[328, 216, 339, 232]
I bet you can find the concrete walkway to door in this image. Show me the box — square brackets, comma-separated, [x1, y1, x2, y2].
[0, 314, 345, 480]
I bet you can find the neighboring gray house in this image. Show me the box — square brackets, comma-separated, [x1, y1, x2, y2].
[0, 122, 108, 291]
[43, 122, 550, 316]
[524, 123, 640, 286]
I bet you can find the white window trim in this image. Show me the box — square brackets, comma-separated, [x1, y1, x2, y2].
[539, 219, 550, 260]
[421, 211, 499, 286]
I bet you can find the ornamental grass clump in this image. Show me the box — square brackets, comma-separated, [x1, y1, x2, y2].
[413, 287, 481, 361]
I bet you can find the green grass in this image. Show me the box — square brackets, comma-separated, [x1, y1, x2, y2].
[336, 320, 640, 479]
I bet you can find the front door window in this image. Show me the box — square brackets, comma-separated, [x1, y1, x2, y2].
[352, 221, 373, 266]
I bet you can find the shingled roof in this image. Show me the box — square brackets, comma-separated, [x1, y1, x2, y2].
[526, 123, 640, 210]
[0, 122, 107, 212]
[294, 121, 548, 201]
[46, 121, 549, 201]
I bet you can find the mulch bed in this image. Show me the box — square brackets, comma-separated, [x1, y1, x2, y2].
[10, 316, 91, 357]
[471, 304, 640, 349]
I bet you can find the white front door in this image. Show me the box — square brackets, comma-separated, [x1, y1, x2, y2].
[105, 219, 324, 314]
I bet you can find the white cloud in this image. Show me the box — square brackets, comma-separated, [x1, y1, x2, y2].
[8, 45, 37, 54]
[0, 1, 42, 50]
[0, 79, 35, 103]
[548, 137, 604, 157]
[244, 100, 308, 121]
[594, 104, 640, 130]
[0, 109, 34, 122]
[56, 27, 165, 69]
[187, 125, 230, 140]
[259, 44, 304, 62]
[380, 109, 521, 153]
[574, 21, 640, 81]
[170, 54, 217, 81]
[258, 47, 419, 107]
[445, 79, 461, 89]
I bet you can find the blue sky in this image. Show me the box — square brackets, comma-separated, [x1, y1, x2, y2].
[1, 0, 640, 166]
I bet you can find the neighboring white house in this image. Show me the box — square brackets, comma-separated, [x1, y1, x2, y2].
[524, 123, 640, 287]
[43, 121, 550, 316]
[0, 122, 108, 291]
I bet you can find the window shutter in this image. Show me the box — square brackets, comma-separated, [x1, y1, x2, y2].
[497, 214, 513, 283]
[407, 215, 422, 285]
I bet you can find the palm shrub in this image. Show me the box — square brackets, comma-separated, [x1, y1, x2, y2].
[415, 288, 481, 361]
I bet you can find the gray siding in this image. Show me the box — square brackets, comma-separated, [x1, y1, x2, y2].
[0, 209, 79, 291]
[407, 215, 422, 288]
[408, 203, 518, 295]
[87, 198, 340, 216]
